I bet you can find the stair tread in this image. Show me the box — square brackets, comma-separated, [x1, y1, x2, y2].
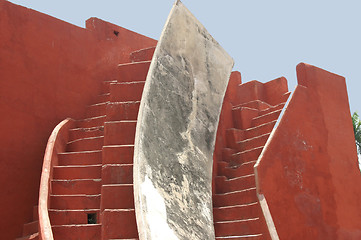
[215, 217, 260, 224]
[215, 187, 257, 196]
[236, 133, 270, 144]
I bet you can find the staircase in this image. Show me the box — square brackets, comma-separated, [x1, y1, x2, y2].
[16, 46, 155, 240]
[18, 46, 290, 239]
[213, 79, 290, 239]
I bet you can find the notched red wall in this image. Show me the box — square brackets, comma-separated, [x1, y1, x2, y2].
[256, 63, 361, 239]
[0, 0, 156, 238]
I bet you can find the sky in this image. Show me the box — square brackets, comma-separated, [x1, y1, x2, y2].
[7, 0, 361, 114]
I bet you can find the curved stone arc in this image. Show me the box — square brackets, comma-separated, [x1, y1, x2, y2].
[133, 1, 234, 239]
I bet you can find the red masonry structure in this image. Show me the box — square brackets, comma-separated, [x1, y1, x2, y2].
[1, 1, 360, 239]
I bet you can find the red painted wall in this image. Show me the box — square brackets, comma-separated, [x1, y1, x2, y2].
[0, 1, 156, 238]
[256, 63, 361, 239]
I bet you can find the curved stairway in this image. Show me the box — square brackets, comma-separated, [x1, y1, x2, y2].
[213, 78, 290, 239]
[18, 46, 290, 239]
[16, 46, 155, 240]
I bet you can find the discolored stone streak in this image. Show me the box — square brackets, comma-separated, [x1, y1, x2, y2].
[134, 1, 234, 239]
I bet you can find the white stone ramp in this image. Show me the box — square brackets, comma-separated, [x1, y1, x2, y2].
[133, 1, 234, 239]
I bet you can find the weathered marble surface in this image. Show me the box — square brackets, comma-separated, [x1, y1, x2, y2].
[133, 1, 234, 239]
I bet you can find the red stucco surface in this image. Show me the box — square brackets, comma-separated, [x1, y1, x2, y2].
[0, 1, 156, 238]
[256, 63, 361, 239]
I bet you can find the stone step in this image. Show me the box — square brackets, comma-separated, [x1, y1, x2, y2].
[215, 234, 263, 240]
[213, 202, 260, 222]
[85, 102, 108, 118]
[225, 120, 276, 147]
[102, 164, 133, 185]
[251, 109, 282, 128]
[97, 93, 110, 103]
[118, 61, 151, 82]
[101, 209, 138, 239]
[52, 224, 101, 240]
[16, 232, 39, 240]
[218, 160, 257, 179]
[232, 107, 259, 130]
[110, 81, 145, 102]
[130, 46, 156, 62]
[106, 101, 140, 121]
[104, 121, 137, 145]
[229, 147, 263, 167]
[68, 127, 104, 142]
[214, 218, 262, 238]
[53, 165, 101, 180]
[233, 100, 271, 112]
[101, 184, 134, 210]
[76, 115, 106, 129]
[52, 179, 101, 195]
[66, 136, 104, 152]
[58, 150, 102, 166]
[258, 102, 285, 116]
[102, 80, 118, 94]
[236, 133, 270, 152]
[50, 194, 100, 210]
[49, 209, 100, 225]
[102, 145, 134, 164]
[215, 174, 256, 194]
[23, 220, 38, 236]
[213, 188, 258, 207]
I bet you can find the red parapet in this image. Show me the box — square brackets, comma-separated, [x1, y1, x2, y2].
[38, 118, 75, 240]
[255, 63, 361, 239]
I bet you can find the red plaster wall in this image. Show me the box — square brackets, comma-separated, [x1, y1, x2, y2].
[256, 63, 361, 239]
[0, 1, 156, 238]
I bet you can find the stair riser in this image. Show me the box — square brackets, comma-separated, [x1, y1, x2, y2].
[130, 47, 155, 62]
[236, 135, 269, 152]
[259, 103, 284, 116]
[101, 81, 117, 94]
[53, 166, 101, 180]
[218, 162, 256, 179]
[77, 117, 105, 129]
[86, 103, 107, 118]
[67, 137, 104, 152]
[58, 151, 102, 166]
[230, 148, 262, 167]
[50, 195, 100, 210]
[106, 102, 140, 121]
[215, 219, 262, 237]
[68, 128, 104, 142]
[101, 210, 138, 239]
[110, 82, 145, 102]
[118, 61, 150, 82]
[23, 221, 38, 236]
[52, 180, 101, 195]
[233, 108, 259, 130]
[102, 145, 134, 164]
[252, 110, 281, 127]
[97, 93, 110, 103]
[213, 204, 260, 221]
[102, 164, 133, 185]
[101, 185, 134, 210]
[104, 121, 136, 145]
[49, 210, 100, 225]
[216, 176, 256, 194]
[52, 225, 101, 240]
[244, 121, 275, 140]
[213, 189, 258, 207]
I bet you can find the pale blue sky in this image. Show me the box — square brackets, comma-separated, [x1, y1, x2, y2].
[8, 0, 361, 113]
